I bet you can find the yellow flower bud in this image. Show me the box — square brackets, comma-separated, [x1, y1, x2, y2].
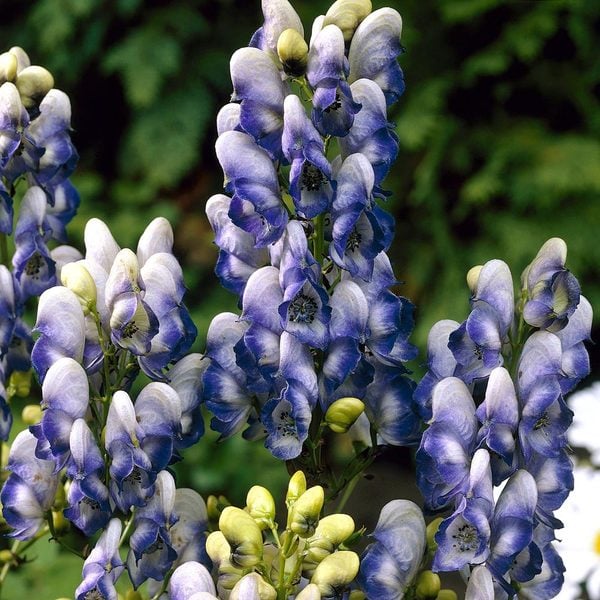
[426, 517, 443, 554]
[415, 570, 441, 600]
[218, 562, 244, 591]
[246, 485, 276, 529]
[311, 551, 360, 596]
[230, 573, 277, 600]
[437, 590, 458, 600]
[125, 591, 144, 600]
[21, 404, 42, 426]
[60, 262, 97, 314]
[290, 486, 324, 537]
[53, 481, 67, 510]
[8, 47, 30, 72]
[277, 28, 308, 77]
[0, 52, 18, 83]
[349, 592, 366, 600]
[323, 0, 372, 42]
[15, 65, 54, 109]
[51, 510, 70, 536]
[7, 370, 32, 399]
[295, 583, 321, 600]
[219, 506, 264, 568]
[206, 531, 232, 566]
[0, 550, 13, 564]
[325, 397, 365, 433]
[286, 470, 307, 506]
[207, 494, 221, 521]
[466, 265, 483, 294]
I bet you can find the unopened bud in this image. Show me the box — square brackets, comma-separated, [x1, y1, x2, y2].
[219, 506, 264, 568]
[8, 370, 32, 399]
[206, 531, 231, 566]
[0, 550, 13, 564]
[311, 551, 360, 596]
[15, 65, 54, 109]
[349, 592, 366, 600]
[437, 591, 458, 600]
[290, 486, 324, 537]
[295, 583, 320, 600]
[61, 262, 97, 314]
[277, 28, 308, 77]
[325, 397, 364, 433]
[51, 510, 69, 536]
[466, 265, 483, 294]
[246, 485, 276, 529]
[286, 470, 307, 506]
[426, 517, 443, 554]
[8, 47, 30, 72]
[125, 591, 143, 600]
[312, 513, 355, 545]
[21, 404, 42, 426]
[230, 573, 277, 600]
[415, 570, 441, 600]
[323, 0, 372, 41]
[0, 52, 18, 83]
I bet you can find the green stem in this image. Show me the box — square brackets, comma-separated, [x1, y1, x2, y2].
[335, 471, 361, 514]
[0, 233, 8, 268]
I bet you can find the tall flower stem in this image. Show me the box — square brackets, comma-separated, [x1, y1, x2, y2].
[0, 233, 8, 268]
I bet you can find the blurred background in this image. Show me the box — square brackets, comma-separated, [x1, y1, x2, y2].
[1, 0, 599, 596]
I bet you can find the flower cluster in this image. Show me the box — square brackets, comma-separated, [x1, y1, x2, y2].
[414, 238, 592, 598]
[203, 0, 419, 465]
[0, 47, 80, 441]
[1, 217, 207, 594]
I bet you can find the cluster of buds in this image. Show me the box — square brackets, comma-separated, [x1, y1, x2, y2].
[0, 46, 80, 441]
[202, 0, 420, 468]
[170, 471, 362, 600]
[413, 238, 592, 598]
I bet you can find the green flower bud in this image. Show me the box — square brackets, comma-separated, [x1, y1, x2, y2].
[437, 591, 458, 600]
[325, 397, 365, 433]
[218, 562, 243, 591]
[230, 573, 277, 600]
[207, 494, 221, 521]
[60, 262, 97, 314]
[53, 481, 67, 510]
[323, 0, 372, 42]
[290, 486, 324, 537]
[15, 65, 54, 109]
[51, 510, 70, 536]
[349, 592, 366, 600]
[0, 550, 13, 564]
[219, 506, 264, 568]
[426, 517, 443, 554]
[466, 265, 483, 294]
[306, 514, 355, 566]
[7, 370, 32, 399]
[277, 28, 308, 77]
[0, 52, 18, 83]
[8, 47, 30, 72]
[125, 591, 144, 600]
[246, 485, 276, 529]
[311, 551, 360, 596]
[21, 404, 42, 426]
[415, 570, 441, 600]
[286, 470, 307, 506]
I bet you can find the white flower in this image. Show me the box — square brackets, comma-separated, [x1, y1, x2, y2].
[555, 466, 600, 599]
[567, 381, 600, 465]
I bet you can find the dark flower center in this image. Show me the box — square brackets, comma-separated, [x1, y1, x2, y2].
[533, 412, 550, 431]
[288, 293, 318, 324]
[324, 92, 342, 113]
[79, 497, 101, 511]
[25, 252, 44, 277]
[124, 467, 143, 485]
[452, 523, 478, 552]
[346, 228, 362, 252]
[301, 163, 326, 192]
[122, 321, 140, 339]
[276, 406, 296, 438]
[84, 588, 106, 600]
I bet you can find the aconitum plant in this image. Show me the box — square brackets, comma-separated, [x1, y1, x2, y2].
[0, 1, 594, 599]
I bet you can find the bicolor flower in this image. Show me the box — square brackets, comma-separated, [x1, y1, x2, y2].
[282, 94, 332, 219]
[340, 78, 399, 188]
[169, 487, 209, 567]
[31, 286, 86, 381]
[348, 8, 405, 105]
[358, 499, 426, 599]
[206, 193, 270, 299]
[64, 418, 111, 536]
[215, 130, 287, 246]
[521, 237, 580, 333]
[126, 470, 178, 588]
[306, 24, 361, 137]
[12, 185, 56, 299]
[249, 0, 304, 59]
[75, 518, 124, 600]
[416, 377, 478, 511]
[230, 47, 288, 160]
[0, 429, 59, 539]
[0, 265, 20, 356]
[29, 356, 90, 469]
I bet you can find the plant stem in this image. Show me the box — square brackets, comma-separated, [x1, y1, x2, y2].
[0, 233, 8, 268]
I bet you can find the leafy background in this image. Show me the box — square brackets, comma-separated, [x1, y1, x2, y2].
[1, 0, 599, 597]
